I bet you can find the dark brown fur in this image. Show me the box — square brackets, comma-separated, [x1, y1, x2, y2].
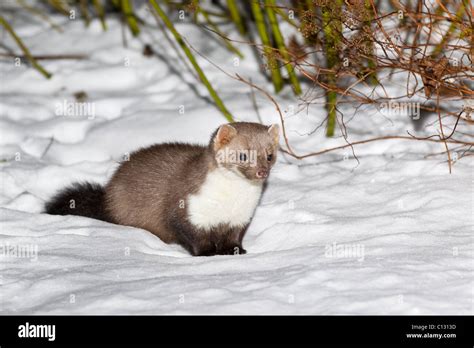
[104, 142, 222, 254]
[45, 182, 111, 222]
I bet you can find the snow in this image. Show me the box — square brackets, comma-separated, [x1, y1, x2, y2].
[0, 8, 472, 314]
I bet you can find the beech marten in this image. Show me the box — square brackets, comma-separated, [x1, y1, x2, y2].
[45, 122, 280, 256]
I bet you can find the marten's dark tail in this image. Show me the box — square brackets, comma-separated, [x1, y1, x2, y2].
[45, 182, 112, 222]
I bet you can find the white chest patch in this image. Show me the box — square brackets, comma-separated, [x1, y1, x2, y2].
[187, 168, 263, 230]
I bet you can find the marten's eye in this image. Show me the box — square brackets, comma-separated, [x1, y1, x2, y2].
[239, 153, 247, 162]
[267, 154, 273, 161]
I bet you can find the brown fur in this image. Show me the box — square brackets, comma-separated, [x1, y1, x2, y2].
[105, 142, 213, 246]
[46, 122, 279, 256]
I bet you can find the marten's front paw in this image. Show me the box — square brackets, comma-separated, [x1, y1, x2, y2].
[194, 244, 246, 256]
[192, 243, 218, 256]
[219, 245, 246, 255]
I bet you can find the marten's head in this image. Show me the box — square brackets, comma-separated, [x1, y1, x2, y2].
[211, 122, 279, 181]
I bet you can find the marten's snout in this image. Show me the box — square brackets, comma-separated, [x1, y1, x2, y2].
[256, 169, 268, 179]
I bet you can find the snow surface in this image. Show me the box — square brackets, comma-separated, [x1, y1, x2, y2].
[0, 8, 472, 314]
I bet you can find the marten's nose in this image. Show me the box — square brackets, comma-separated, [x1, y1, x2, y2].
[256, 169, 268, 179]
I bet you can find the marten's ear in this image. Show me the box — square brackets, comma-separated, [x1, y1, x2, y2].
[214, 124, 237, 151]
[268, 124, 279, 146]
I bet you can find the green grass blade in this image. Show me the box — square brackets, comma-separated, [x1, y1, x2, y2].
[226, 0, 246, 35]
[264, 0, 301, 95]
[93, 0, 107, 31]
[0, 15, 52, 79]
[322, 1, 342, 137]
[149, 0, 234, 122]
[122, 0, 140, 36]
[250, 0, 283, 93]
